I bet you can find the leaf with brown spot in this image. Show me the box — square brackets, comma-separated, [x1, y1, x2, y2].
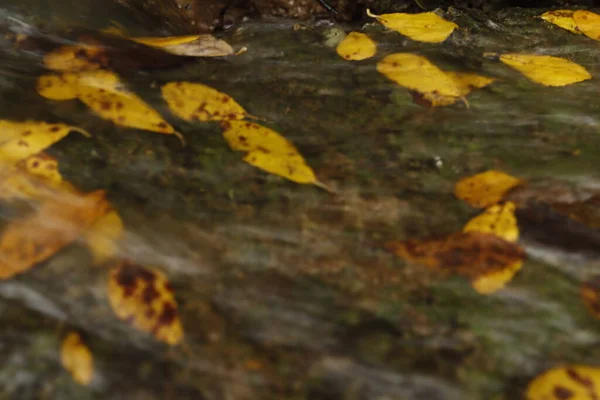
[573, 10, 600, 41]
[455, 170, 523, 208]
[526, 365, 600, 399]
[16, 152, 64, 187]
[43, 44, 107, 72]
[385, 231, 524, 294]
[107, 261, 183, 345]
[36, 73, 79, 100]
[60, 332, 94, 386]
[540, 10, 582, 34]
[0, 189, 109, 279]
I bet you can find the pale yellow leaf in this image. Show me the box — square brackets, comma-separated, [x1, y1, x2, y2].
[420, 71, 495, 107]
[336, 32, 377, 61]
[367, 9, 457, 43]
[83, 210, 124, 265]
[61, 332, 94, 386]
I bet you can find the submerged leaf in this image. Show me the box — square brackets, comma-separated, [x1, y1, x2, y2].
[487, 53, 591, 87]
[107, 261, 184, 345]
[83, 210, 124, 265]
[61, 332, 94, 386]
[386, 231, 524, 294]
[132, 35, 234, 57]
[162, 81, 248, 122]
[526, 365, 600, 400]
[463, 201, 519, 242]
[377, 53, 461, 97]
[44, 44, 106, 72]
[336, 32, 377, 61]
[419, 71, 495, 107]
[36, 73, 79, 100]
[367, 9, 458, 43]
[16, 152, 63, 187]
[540, 10, 581, 34]
[573, 10, 600, 40]
[221, 121, 318, 185]
[455, 170, 522, 208]
[0, 190, 109, 279]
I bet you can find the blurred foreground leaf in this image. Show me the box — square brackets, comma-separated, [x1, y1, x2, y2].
[61, 332, 94, 386]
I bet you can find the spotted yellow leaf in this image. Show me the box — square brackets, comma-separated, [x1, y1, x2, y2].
[526, 365, 600, 400]
[0, 121, 89, 165]
[420, 71, 495, 107]
[83, 210, 124, 265]
[486, 53, 591, 87]
[61, 332, 94, 386]
[377, 53, 461, 97]
[107, 261, 184, 345]
[36, 73, 79, 100]
[455, 170, 522, 208]
[0, 190, 109, 279]
[221, 121, 319, 185]
[463, 201, 519, 242]
[336, 32, 377, 61]
[16, 152, 63, 186]
[367, 9, 458, 43]
[573, 10, 600, 40]
[44, 45, 106, 72]
[161, 81, 248, 122]
[540, 10, 581, 34]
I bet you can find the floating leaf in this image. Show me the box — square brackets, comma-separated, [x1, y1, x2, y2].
[581, 275, 600, 320]
[573, 10, 600, 40]
[526, 365, 600, 400]
[455, 170, 522, 208]
[44, 44, 106, 72]
[471, 260, 522, 295]
[132, 35, 234, 57]
[377, 53, 461, 97]
[366, 9, 457, 43]
[162, 81, 248, 122]
[61, 332, 94, 386]
[486, 53, 591, 87]
[222, 121, 319, 185]
[386, 231, 524, 294]
[336, 32, 377, 61]
[16, 152, 63, 187]
[83, 210, 124, 265]
[0, 190, 109, 279]
[36, 73, 79, 100]
[107, 261, 184, 345]
[540, 10, 581, 34]
[463, 201, 519, 242]
[0, 121, 89, 165]
[419, 71, 495, 107]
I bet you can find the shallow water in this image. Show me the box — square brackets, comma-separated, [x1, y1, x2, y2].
[2, 2, 600, 399]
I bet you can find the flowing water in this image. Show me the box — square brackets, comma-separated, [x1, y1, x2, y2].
[2, 1, 600, 399]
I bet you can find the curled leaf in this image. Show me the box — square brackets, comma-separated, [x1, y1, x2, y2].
[526, 365, 600, 400]
[107, 261, 184, 345]
[540, 10, 581, 34]
[161, 81, 248, 122]
[83, 210, 124, 265]
[132, 35, 234, 57]
[61, 332, 94, 386]
[573, 10, 600, 40]
[336, 32, 377, 61]
[221, 121, 319, 185]
[455, 170, 522, 208]
[367, 9, 457, 43]
[487, 53, 591, 87]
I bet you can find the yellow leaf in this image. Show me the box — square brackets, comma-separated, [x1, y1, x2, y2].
[377, 53, 462, 97]
[367, 9, 458, 43]
[471, 260, 522, 294]
[0, 121, 89, 165]
[0, 190, 109, 279]
[336, 32, 377, 61]
[107, 261, 184, 345]
[455, 170, 522, 208]
[221, 121, 318, 185]
[161, 81, 248, 122]
[36, 73, 79, 100]
[132, 35, 234, 57]
[16, 152, 63, 187]
[573, 10, 600, 40]
[75, 71, 183, 142]
[526, 365, 600, 400]
[61, 332, 94, 386]
[489, 53, 591, 87]
[420, 71, 495, 107]
[540, 10, 582, 34]
[83, 210, 124, 265]
[463, 201, 519, 243]
[131, 35, 203, 47]
[43, 45, 105, 72]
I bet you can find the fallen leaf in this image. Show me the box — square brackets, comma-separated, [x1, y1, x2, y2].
[43, 44, 107, 72]
[0, 189, 109, 279]
[0, 121, 89, 165]
[16, 152, 63, 187]
[386, 231, 524, 294]
[221, 121, 319, 185]
[161, 81, 248, 122]
[471, 260, 522, 295]
[581, 275, 600, 320]
[486, 53, 591, 87]
[526, 365, 600, 400]
[419, 71, 495, 107]
[463, 201, 519, 242]
[377, 53, 461, 97]
[455, 170, 522, 208]
[336, 32, 377, 61]
[367, 9, 458, 43]
[83, 210, 124, 265]
[107, 261, 184, 345]
[573, 10, 600, 40]
[36, 73, 79, 100]
[132, 35, 234, 57]
[540, 10, 581, 34]
[60, 332, 94, 386]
